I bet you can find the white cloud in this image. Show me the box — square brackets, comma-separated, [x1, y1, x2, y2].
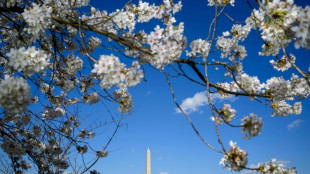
[240, 170, 259, 174]
[156, 157, 164, 161]
[130, 165, 135, 168]
[159, 172, 168, 174]
[240, 164, 259, 174]
[176, 91, 208, 114]
[278, 160, 291, 165]
[287, 119, 303, 130]
[145, 90, 152, 97]
[131, 148, 135, 152]
[176, 92, 237, 114]
[241, 170, 258, 174]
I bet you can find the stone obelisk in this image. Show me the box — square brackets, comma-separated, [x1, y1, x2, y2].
[146, 148, 151, 174]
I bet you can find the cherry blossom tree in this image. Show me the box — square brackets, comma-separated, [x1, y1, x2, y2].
[0, 0, 309, 173]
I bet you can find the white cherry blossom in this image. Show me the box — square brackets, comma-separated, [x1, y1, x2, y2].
[22, 3, 53, 35]
[220, 141, 248, 171]
[241, 113, 263, 139]
[0, 75, 30, 114]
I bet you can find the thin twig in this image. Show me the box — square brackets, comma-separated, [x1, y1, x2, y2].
[163, 70, 223, 154]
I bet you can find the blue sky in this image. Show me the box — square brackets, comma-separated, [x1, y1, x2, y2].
[76, 0, 310, 174]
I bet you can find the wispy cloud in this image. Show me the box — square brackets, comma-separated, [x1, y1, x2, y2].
[278, 160, 291, 165]
[176, 92, 237, 114]
[130, 165, 135, 168]
[145, 90, 152, 97]
[240, 170, 258, 174]
[240, 164, 259, 174]
[159, 172, 168, 174]
[156, 157, 164, 161]
[287, 119, 303, 130]
[131, 148, 135, 152]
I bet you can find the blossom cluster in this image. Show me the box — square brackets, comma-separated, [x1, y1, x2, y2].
[251, 0, 308, 56]
[0, 75, 30, 114]
[80, 0, 185, 68]
[134, 0, 182, 23]
[1, 124, 70, 172]
[82, 92, 100, 105]
[44, 0, 90, 20]
[109, 0, 184, 67]
[42, 106, 66, 120]
[81, 7, 114, 34]
[212, 104, 236, 124]
[19, 160, 32, 171]
[270, 54, 296, 72]
[235, 73, 263, 94]
[208, 0, 235, 6]
[135, 1, 158, 23]
[272, 101, 301, 116]
[88, 36, 102, 48]
[146, 19, 185, 68]
[77, 145, 88, 154]
[290, 74, 310, 99]
[92, 54, 143, 89]
[1, 135, 31, 172]
[64, 56, 83, 76]
[1, 135, 26, 156]
[163, 0, 183, 14]
[219, 72, 309, 116]
[46, 0, 90, 8]
[230, 24, 252, 41]
[214, 16, 252, 62]
[216, 37, 237, 59]
[114, 88, 133, 113]
[81, 0, 182, 36]
[80, 77, 94, 93]
[97, 150, 108, 158]
[40, 83, 54, 93]
[6, 47, 50, 75]
[91, 55, 141, 112]
[220, 141, 248, 171]
[47, 93, 66, 107]
[110, 9, 136, 33]
[22, 3, 53, 35]
[1, 0, 23, 7]
[186, 39, 210, 58]
[53, 73, 78, 91]
[60, 117, 78, 136]
[216, 82, 238, 98]
[265, 77, 292, 102]
[52, 156, 69, 170]
[292, 5, 310, 49]
[78, 129, 95, 139]
[216, 36, 247, 61]
[257, 158, 297, 174]
[241, 113, 263, 139]
[221, 104, 236, 123]
[137, 0, 182, 20]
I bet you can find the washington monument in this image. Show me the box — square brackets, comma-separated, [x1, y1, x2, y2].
[146, 148, 151, 174]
